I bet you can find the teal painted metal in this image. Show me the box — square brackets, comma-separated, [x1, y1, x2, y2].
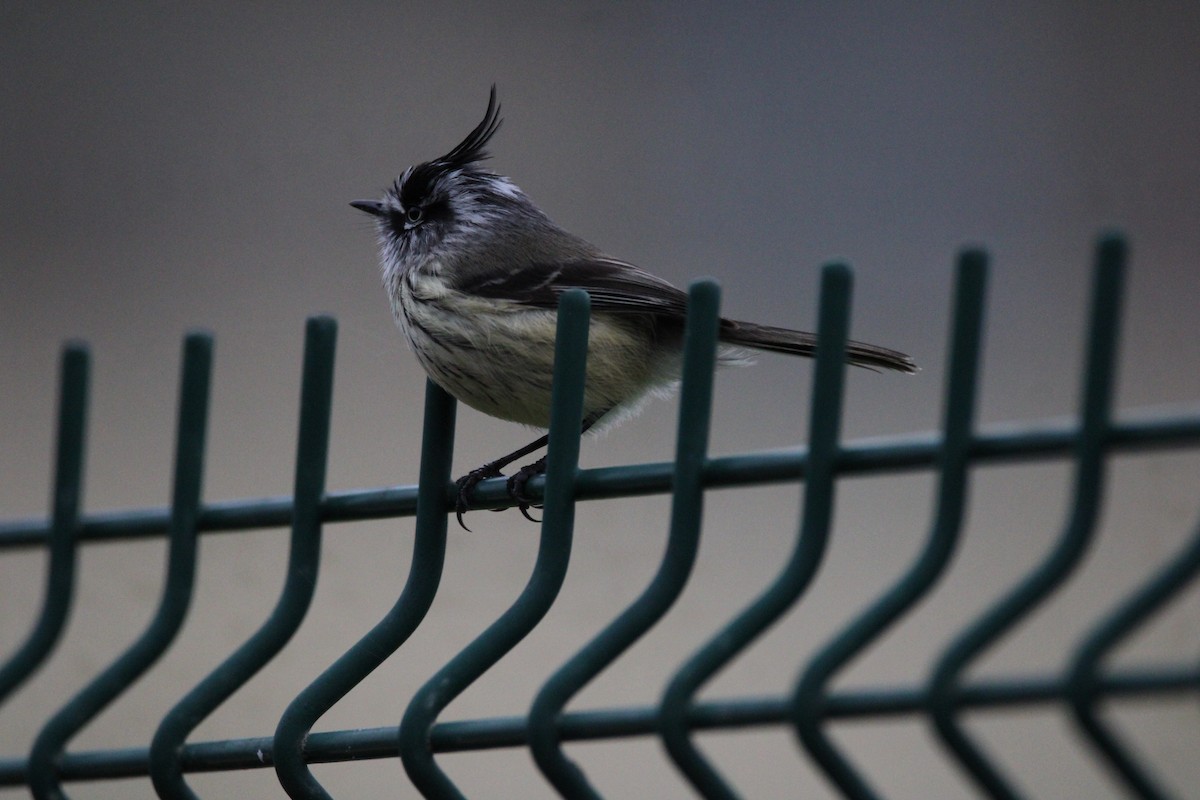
[273, 378, 457, 800]
[0, 344, 87, 708]
[529, 280, 722, 797]
[1, 236, 1198, 799]
[793, 250, 987, 799]
[928, 235, 1125, 800]
[398, 289, 592, 799]
[1066, 513, 1200, 799]
[149, 317, 337, 800]
[27, 333, 213, 800]
[660, 265, 852, 798]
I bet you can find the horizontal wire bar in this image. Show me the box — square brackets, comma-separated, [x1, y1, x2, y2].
[2, 411, 1199, 551]
[2, 665, 1194, 785]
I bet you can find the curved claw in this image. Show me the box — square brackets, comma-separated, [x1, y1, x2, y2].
[454, 464, 505, 531]
[507, 457, 548, 524]
[452, 456, 549, 529]
[454, 479, 474, 531]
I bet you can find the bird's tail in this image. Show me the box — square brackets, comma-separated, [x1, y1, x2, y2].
[719, 319, 917, 374]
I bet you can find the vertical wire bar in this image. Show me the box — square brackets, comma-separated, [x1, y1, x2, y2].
[149, 316, 337, 800]
[27, 333, 213, 800]
[0, 344, 88, 706]
[1065, 514, 1200, 799]
[927, 234, 1126, 799]
[792, 250, 987, 798]
[659, 263, 853, 799]
[527, 280, 722, 798]
[273, 379, 456, 800]
[398, 290, 591, 800]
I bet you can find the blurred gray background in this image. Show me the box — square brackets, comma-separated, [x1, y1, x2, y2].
[2, 3, 1199, 798]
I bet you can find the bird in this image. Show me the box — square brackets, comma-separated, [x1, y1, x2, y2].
[352, 87, 915, 528]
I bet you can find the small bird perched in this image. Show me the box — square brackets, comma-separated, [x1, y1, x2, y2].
[353, 88, 915, 527]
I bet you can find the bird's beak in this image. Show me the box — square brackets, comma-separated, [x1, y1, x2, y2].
[349, 199, 384, 217]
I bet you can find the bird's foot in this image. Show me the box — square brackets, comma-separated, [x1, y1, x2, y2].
[506, 457, 548, 523]
[453, 457, 548, 529]
[454, 463, 505, 531]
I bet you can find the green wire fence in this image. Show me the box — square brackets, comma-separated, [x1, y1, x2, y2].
[1, 233, 1197, 798]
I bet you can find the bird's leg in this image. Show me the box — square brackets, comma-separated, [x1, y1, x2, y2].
[504, 457, 549, 522]
[455, 434, 549, 530]
[455, 412, 604, 529]
[503, 412, 603, 522]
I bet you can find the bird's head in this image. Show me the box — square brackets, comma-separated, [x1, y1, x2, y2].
[352, 86, 532, 273]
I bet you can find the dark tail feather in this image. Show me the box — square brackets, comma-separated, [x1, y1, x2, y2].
[719, 319, 918, 374]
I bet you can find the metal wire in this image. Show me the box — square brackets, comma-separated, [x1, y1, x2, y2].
[530, 280, 722, 798]
[148, 317, 337, 800]
[928, 235, 1125, 800]
[398, 289, 593, 799]
[27, 333, 213, 800]
[0, 344, 88, 708]
[660, 264, 853, 798]
[1, 235, 1198, 799]
[792, 250, 988, 800]
[273, 369, 457, 800]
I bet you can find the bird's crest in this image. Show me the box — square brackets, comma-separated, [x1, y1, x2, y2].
[438, 85, 502, 170]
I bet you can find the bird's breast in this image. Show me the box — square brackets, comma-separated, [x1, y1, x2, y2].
[391, 272, 676, 428]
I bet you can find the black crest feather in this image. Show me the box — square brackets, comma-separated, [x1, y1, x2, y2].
[439, 85, 502, 169]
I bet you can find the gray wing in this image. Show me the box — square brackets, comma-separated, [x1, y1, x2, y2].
[454, 256, 689, 317]
[455, 256, 918, 373]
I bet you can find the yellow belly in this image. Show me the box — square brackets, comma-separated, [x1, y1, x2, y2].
[396, 279, 677, 428]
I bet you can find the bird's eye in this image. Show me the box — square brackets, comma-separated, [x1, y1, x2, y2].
[405, 206, 424, 224]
